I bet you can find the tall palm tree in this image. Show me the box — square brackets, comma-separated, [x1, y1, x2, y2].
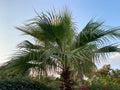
[1, 9, 120, 90]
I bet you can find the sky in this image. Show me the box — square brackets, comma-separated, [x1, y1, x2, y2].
[0, 0, 120, 69]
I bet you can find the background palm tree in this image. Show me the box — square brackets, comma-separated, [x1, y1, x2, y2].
[1, 9, 120, 90]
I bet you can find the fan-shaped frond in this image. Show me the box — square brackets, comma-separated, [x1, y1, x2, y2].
[0, 49, 58, 76]
[17, 40, 44, 50]
[76, 19, 120, 47]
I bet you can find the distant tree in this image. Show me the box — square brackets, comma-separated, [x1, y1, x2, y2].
[96, 64, 111, 77]
[111, 69, 120, 84]
[91, 64, 120, 85]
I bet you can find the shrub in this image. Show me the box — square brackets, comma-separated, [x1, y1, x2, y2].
[0, 79, 55, 90]
[88, 84, 120, 90]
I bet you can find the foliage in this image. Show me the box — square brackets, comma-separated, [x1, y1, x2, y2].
[88, 78, 120, 90]
[88, 84, 120, 90]
[94, 64, 120, 85]
[0, 78, 56, 90]
[32, 76, 60, 90]
[82, 65, 120, 90]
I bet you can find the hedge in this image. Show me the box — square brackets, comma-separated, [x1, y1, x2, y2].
[0, 79, 55, 90]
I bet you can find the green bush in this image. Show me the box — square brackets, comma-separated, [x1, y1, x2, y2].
[88, 84, 120, 90]
[0, 79, 55, 90]
[86, 77, 120, 90]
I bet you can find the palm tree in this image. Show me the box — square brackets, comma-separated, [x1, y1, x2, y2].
[1, 9, 120, 90]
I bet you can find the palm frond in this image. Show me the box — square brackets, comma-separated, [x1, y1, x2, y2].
[17, 40, 44, 50]
[97, 45, 119, 53]
[0, 49, 58, 76]
[76, 19, 120, 47]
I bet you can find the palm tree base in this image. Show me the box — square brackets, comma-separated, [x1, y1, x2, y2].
[60, 67, 73, 90]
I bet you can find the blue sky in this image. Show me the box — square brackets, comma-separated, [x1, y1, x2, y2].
[0, 0, 120, 69]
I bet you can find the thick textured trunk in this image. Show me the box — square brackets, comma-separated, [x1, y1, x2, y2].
[78, 72, 84, 85]
[60, 67, 73, 90]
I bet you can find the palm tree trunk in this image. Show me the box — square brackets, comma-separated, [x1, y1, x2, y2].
[78, 72, 84, 85]
[60, 67, 73, 90]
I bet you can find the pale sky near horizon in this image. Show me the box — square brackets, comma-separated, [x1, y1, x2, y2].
[0, 0, 120, 69]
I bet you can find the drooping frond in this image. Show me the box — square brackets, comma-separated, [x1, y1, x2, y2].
[76, 19, 120, 47]
[0, 49, 58, 76]
[97, 45, 119, 53]
[16, 25, 46, 43]
[17, 40, 44, 50]
[92, 45, 120, 63]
